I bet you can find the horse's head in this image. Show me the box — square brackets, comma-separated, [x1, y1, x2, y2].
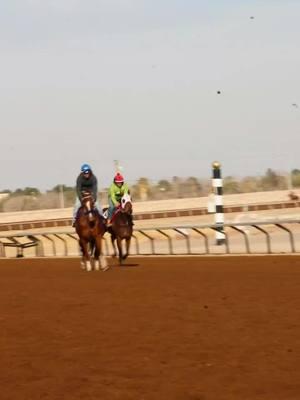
[120, 193, 132, 214]
[81, 191, 95, 220]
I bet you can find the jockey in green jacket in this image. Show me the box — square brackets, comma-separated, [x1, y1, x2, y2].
[107, 172, 129, 225]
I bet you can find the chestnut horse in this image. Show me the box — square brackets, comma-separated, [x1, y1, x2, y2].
[107, 193, 133, 265]
[75, 191, 108, 272]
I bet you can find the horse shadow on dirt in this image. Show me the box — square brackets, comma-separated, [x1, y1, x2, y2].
[107, 257, 139, 268]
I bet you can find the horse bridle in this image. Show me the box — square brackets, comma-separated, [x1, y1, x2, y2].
[81, 193, 95, 216]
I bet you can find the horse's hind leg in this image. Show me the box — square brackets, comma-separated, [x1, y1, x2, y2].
[93, 237, 100, 271]
[110, 233, 117, 258]
[81, 240, 92, 272]
[78, 240, 85, 269]
[123, 237, 131, 260]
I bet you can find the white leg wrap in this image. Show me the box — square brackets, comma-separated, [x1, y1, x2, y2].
[100, 255, 109, 271]
[80, 260, 86, 270]
[86, 261, 92, 272]
[94, 260, 100, 271]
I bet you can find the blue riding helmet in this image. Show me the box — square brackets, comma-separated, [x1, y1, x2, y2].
[81, 163, 92, 173]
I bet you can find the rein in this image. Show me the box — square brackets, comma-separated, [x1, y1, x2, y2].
[81, 194, 95, 218]
[84, 209, 94, 215]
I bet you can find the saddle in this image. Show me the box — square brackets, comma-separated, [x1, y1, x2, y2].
[102, 207, 129, 224]
[76, 205, 101, 221]
[111, 207, 122, 223]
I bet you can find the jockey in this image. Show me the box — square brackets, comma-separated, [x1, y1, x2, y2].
[72, 163, 103, 227]
[106, 172, 130, 226]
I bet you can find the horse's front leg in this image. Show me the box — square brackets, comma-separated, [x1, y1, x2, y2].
[81, 239, 92, 272]
[123, 237, 131, 260]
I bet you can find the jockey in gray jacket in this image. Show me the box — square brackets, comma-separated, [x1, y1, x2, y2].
[72, 163, 103, 226]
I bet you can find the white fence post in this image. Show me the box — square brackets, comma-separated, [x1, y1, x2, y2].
[212, 161, 226, 245]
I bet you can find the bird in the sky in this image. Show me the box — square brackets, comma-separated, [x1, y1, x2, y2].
[292, 103, 298, 108]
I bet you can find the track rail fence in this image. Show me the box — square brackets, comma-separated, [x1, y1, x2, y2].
[0, 219, 300, 258]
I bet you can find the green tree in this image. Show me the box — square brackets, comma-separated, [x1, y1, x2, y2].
[172, 176, 182, 198]
[223, 176, 240, 194]
[157, 179, 172, 193]
[23, 187, 41, 196]
[239, 176, 261, 192]
[260, 169, 285, 190]
[136, 177, 152, 201]
[291, 169, 300, 187]
[182, 177, 202, 197]
[50, 184, 75, 193]
[12, 187, 40, 196]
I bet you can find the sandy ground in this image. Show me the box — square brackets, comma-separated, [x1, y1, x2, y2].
[1, 256, 300, 400]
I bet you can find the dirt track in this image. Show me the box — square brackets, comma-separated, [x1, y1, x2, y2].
[1, 256, 300, 400]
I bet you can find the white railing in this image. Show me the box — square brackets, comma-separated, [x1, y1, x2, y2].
[0, 219, 300, 258]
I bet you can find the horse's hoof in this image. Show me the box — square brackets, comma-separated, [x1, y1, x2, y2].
[94, 261, 100, 271]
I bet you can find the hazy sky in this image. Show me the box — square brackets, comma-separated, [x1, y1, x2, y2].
[1, 0, 299, 190]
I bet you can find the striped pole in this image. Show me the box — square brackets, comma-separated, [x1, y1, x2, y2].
[212, 161, 226, 245]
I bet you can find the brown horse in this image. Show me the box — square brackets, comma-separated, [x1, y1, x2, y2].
[289, 191, 299, 201]
[107, 193, 133, 265]
[75, 191, 108, 272]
